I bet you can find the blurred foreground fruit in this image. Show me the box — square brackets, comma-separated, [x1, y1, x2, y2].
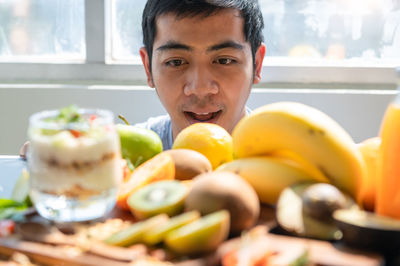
[116, 124, 163, 168]
[165, 210, 230, 255]
[127, 180, 188, 220]
[172, 123, 233, 169]
[116, 152, 175, 210]
[232, 101, 365, 197]
[143, 210, 201, 245]
[357, 137, 381, 211]
[164, 149, 212, 180]
[276, 182, 355, 240]
[185, 171, 259, 234]
[105, 214, 169, 247]
[217, 156, 328, 205]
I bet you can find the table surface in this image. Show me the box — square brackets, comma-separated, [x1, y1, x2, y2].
[0, 156, 398, 266]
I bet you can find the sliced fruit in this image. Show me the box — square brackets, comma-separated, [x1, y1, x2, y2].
[301, 183, 349, 222]
[164, 149, 212, 180]
[104, 213, 169, 247]
[172, 123, 233, 169]
[143, 210, 201, 246]
[276, 182, 348, 241]
[127, 180, 188, 220]
[185, 171, 259, 234]
[165, 210, 230, 255]
[116, 152, 175, 210]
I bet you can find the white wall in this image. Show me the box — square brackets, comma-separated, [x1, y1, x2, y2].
[0, 85, 395, 155]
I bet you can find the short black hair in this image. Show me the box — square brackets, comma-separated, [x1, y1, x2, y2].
[142, 0, 264, 71]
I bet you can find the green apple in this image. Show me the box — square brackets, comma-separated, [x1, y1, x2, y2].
[165, 210, 230, 255]
[116, 124, 163, 168]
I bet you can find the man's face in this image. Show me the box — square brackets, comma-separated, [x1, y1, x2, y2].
[140, 8, 265, 139]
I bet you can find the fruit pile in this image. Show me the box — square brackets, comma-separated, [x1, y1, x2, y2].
[109, 101, 400, 261]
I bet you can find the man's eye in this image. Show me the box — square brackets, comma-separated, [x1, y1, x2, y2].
[165, 59, 185, 67]
[216, 58, 235, 65]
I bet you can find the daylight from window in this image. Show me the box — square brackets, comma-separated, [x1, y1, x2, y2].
[111, 0, 400, 63]
[0, 0, 84, 61]
[0, 0, 398, 64]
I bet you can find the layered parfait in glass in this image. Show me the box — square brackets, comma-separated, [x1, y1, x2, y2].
[27, 106, 122, 222]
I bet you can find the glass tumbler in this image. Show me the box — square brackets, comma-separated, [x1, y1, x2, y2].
[27, 108, 122, 222]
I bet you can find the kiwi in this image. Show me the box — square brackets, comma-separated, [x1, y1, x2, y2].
[165, 210, 230, 255]
[184, 171, 260, 234]
[104, 213, 169, 247]
[127, 180, 188, 220]
[165, 149, 212, 180]
[142, 210, 201, 246]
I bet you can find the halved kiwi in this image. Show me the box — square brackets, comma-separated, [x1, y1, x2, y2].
[127, 180, 188, 220]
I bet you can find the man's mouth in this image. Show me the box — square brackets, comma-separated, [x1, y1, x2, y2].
[184, 110, 222, 122]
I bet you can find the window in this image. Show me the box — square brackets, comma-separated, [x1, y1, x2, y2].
[0, 0, 398, 85]
[0, 0, 84, 62]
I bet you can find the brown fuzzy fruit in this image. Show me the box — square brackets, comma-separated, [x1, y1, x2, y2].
[165, 149, 212, 180]
[184, 171, 260, 234]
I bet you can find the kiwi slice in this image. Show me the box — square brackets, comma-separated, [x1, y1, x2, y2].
[165, 210, 230, 255]
[104, 213, 169, 247]
[127, 180, 188, 220]
[143, 210, 201, 246]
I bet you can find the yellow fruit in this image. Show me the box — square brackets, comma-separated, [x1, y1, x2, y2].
[172, 123, 233, 169]
[116, 152, 175, 210]
[232, 101, 365, 197]
[216, 156, 329, 205]
[357, 137, 381, 211]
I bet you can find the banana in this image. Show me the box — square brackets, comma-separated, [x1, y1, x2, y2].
[216, 156, 329, 205]
[232, 102, 366, 197]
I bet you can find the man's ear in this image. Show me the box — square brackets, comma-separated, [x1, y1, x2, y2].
[139, 47, 155, 88]
[253, 43, 266, 84]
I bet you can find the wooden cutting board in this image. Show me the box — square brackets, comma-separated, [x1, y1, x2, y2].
[0, 227, 383, 266]
[0, 206, 384, 266]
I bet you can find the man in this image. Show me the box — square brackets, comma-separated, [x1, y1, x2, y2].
[135, 0, 266, 150]
[19, 0, 266, 157]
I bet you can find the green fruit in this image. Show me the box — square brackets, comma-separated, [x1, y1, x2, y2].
[104, 213, 169, 246]
[116, 124, 163, 167]
[12, 169, 30, 204]
[127, 180, 188, 220]
[165, 210, 230, 255]
[143, 210, 201, 246]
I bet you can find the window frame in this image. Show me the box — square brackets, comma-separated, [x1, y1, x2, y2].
[0, 0, 397, 86]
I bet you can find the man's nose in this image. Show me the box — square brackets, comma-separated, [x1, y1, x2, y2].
[183, 65, 218, 97]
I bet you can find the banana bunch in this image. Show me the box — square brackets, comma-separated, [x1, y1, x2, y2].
[216, 102, 366, 205]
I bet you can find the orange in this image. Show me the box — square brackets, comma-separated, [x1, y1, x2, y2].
[116, 152, 175, 210]
[172, 123, 233, 169]
[357, 137, 381, 211]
